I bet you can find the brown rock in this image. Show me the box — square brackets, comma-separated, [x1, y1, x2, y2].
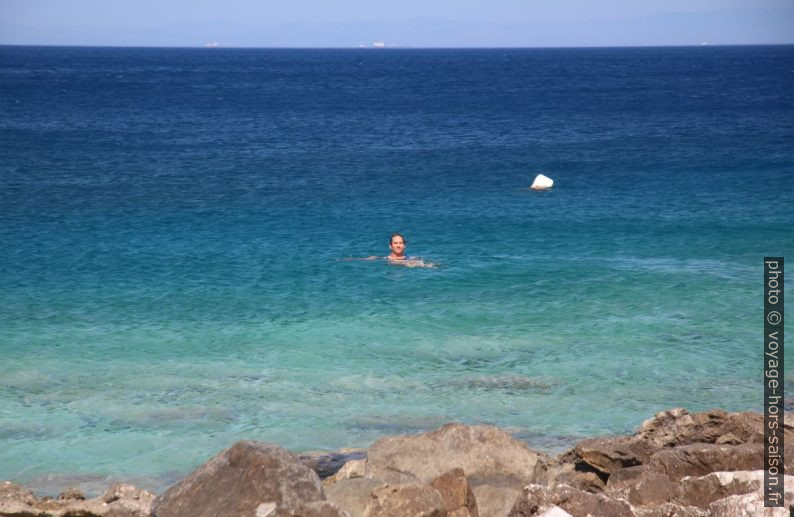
[365, 423, 549, 488]
[605, 465, 646, 494]
[624, 471, 678, 506]
[634, 408, 768, 448]
[674, 470, 762, 509]
[544, 460, 608, 493]
[471, 484, 521, 517]
[362, 483, 445, 517]
[152, 440, 324, 517]
[606, 465, 680, 507]
[508, 483, 634, 517]
[646, 443, 762, 481]
[324, 478, 382, 517]
[430, 468, 478, 517]
[568, 437, 645, 476]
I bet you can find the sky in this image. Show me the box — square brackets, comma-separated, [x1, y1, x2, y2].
[1, 0, 793, 47]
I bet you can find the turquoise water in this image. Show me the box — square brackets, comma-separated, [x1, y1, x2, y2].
[1, 46, 792, 491]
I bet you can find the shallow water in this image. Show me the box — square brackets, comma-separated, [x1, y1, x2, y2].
[0, 45, 792, 492]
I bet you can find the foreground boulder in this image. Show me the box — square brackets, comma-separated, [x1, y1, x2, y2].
[0, 481, 154, 517]
[325, 478, 382, 517]
[365, 423, 549, 487]
[152, 441, 324, 517]
[430, 468, 478, 517]
[362, 483, 446, 517]
[508, 483, 633, 517]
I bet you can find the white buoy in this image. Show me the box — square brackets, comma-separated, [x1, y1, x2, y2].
[530, 174, 554, 190]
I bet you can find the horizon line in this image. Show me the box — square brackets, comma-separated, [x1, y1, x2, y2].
[2, 42, 794, 50]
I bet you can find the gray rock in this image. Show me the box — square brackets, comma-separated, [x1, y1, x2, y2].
[57, 487, 85, 501]
[101, 484, 156, 517]
[471, 485, 521, 517]
[535, 506, 573, 517]
[365, 423, 549, 488]
[152, 440, 323, 517]
[362, 483, 445, 517]
[633, 502, 708, 517]
[508, 483, 634, 517]
[0, 481, 154, 517]
[708, 490, 794, 517]
[324, 478, 382, 517]
[323, 459, 367, 488]
[429, 468, 478, 517]
[298, 500, 351, 517]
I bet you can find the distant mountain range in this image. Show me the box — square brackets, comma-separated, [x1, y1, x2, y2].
[1, 9, 792, 47]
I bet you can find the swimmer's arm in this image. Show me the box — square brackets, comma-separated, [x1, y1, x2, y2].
[338, 256, 381, 261]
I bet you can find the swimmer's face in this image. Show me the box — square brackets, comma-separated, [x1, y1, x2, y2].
[389, 235, 405, 256]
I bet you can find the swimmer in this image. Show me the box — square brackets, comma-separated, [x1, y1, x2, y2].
[363, 233, 407, 261]
[385, 233, 406, 261]
[340, 233, 437, 267]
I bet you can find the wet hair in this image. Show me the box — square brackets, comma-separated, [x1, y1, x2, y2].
[390, 233, 405, 245]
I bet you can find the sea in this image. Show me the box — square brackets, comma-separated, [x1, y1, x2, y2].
[1, 45, 792, 494]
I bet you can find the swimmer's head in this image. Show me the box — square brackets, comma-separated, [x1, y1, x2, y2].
[389, 233, 406, 257]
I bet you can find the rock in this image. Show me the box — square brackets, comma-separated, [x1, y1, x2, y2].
[0, 480, 38, 505]
[605, 465, 646, 493]
[708, 490, 794, 517]
[0, 481, 154, 517]
[152, 440, 324, 517]
[325, 478, 382, 517]
[430, 468, 478, 517]
[508, 484, 634, 517]
[299, 450, 367, 480]
[365, 423, 549, 488]
[324, 459, 367, 487]
[471, 484, 521, 517]
[362, 483, 445, 517]
[544, 460, 608, 493]
[101, 484, 156, 517]
[646, 443, 763, 481]
[298, 500, 351, 517]
[566, 437, 644, 476]
[633, 502, 708, 517]
[535, 507, 573, 517]
[674, 470, 763, 508]
[57, 487, 85, 500]
[624, 471, 678, 506]
[714, 433, 741, 445]
[0, 481, 43, 517]
[635, 408, 768, 448]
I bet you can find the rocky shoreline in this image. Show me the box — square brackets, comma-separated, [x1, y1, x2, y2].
[2, 407, 792, 516]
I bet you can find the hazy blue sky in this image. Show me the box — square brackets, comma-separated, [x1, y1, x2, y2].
[1, 0, 793, 47]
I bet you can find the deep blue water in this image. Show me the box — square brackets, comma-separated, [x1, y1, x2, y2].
[1, 45, 793, 493]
